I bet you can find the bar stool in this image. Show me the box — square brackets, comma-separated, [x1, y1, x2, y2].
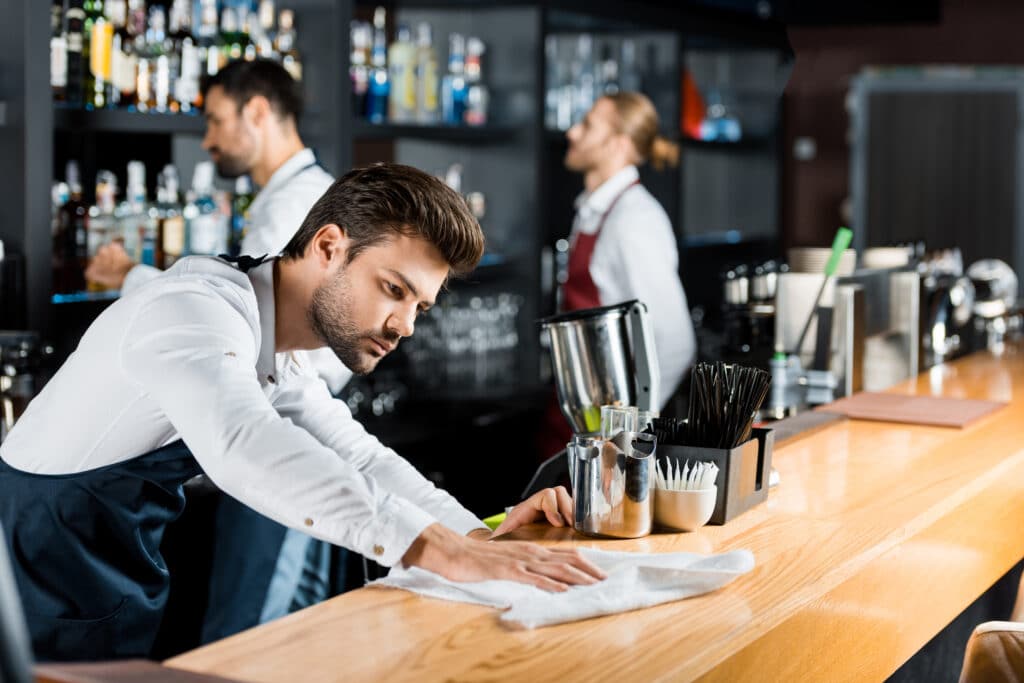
[959, 621, 1024, 683]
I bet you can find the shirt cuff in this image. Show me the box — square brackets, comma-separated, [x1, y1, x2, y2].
[352, 494, 438, 568]
[437, 508, 490, 537]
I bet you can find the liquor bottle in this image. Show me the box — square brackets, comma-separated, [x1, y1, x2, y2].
[53, 161, 88, 293]
[146, 7, 171, 112]
[276, 10, 302, 82]
[65, 0, 87, 108]
[115, 161, 156, 266]
[194, 0, 220, 79]
[387, 24, 416, 123]
[464, 37, 489, 126]
[219, 7, 244, 66]
[155, 165, 185, 269]
[184, 162, 229, 256]
[51, 0, 68, 102]
[176, 37, 202, 112]
[441, 33, 467, 126]
[89, 16, 114, 109]
[619, 39, 641, 93]
[106, 0, 132, 108]
[349, 21, 371, 117]
[365, 7, 389, 124]
[230, 176, 254, 256]
[572, 34, 596, 125]
[255, 0, 276, 58]
[87, 170, 118, 261]
[599, 42, 619, 95]
[414, 23, 439, 124]
[126, 0, 146, 50]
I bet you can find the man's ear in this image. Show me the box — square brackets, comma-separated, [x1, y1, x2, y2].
[242, 95, 272, 127]
[310, 224, 349, 267]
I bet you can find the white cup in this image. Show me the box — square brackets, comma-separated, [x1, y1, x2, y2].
[654, 486, 717, 532]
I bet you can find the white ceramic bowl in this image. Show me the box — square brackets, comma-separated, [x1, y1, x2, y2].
[654, 486, 717, 532]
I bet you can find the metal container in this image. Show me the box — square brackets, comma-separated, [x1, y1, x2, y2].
[571, 431, 655, 538]
[539, 300, 659, 435]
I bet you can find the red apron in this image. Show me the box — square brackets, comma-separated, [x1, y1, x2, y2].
[538, 180, 640, 462]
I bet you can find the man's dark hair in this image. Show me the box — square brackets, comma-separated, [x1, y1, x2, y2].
[201, 59, 303, 123]
[281, 163, 485, 276]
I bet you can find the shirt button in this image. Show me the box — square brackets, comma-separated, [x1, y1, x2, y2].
[304, 518, 314, 527]
[267, 374, 276, 384]
[373, 544, 385, 556]
[224, 351, 236, 357]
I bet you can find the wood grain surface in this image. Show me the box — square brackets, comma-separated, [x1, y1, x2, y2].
[165, 347, 1024, 683]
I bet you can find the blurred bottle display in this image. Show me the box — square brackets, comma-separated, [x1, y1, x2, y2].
[349, 11, 489, 128]
[51, 160, 253, 296]
[51, 0, 305, 112]
[543, 33, 645, 131]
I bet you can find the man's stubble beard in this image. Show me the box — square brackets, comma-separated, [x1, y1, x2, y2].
[307, 266, 399, 375]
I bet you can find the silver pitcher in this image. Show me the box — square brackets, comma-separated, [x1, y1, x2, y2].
[571, 431, 656, 538]
[540, 300, 659, 435]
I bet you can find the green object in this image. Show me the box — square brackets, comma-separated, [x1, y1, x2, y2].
[582, 405, 602, 433]
[482, 512, 506, 530]
[823, 226, 854, 278]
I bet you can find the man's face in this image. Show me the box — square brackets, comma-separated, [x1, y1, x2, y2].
[308, 234, 449, 375]
[564, 98, 620, 173]
[201, 86, 259, 178]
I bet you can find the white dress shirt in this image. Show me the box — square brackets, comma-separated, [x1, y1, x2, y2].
[571, 165, 696, 408]
[122, 149, 351, 393]
[0, 256, 487, 567]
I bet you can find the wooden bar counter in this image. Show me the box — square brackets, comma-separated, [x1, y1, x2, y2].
[166, 347, 1024, 682]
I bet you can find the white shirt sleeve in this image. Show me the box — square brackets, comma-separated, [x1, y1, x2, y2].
[121, 263, 162, 295]
[590, 198, 696, 408]
[271, 366, 487, 537]
[119, 285, 444, 567]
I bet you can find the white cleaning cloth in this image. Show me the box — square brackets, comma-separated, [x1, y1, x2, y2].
[372, 547, 755, 629]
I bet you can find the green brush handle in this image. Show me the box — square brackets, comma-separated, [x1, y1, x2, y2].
[824, 226, 854, 278]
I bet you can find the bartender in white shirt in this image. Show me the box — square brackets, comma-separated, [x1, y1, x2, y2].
[85, 59, 351, 640]
[540, 92, 696, 458]
[0, 164, 603, 662]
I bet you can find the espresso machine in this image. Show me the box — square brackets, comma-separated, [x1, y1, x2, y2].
[538, 300, 660, 538]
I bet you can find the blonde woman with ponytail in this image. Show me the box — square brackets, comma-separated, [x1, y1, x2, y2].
[561, 92, 695, 408]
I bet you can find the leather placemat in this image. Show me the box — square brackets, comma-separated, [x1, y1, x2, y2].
[815, 392, 1006, 428]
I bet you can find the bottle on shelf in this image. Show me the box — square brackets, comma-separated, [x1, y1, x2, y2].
[464, 37, 488, 126]
[441, 33, 467, 126]
[365, 7, 389, 124]
[219, 6, 246, 67]
[155, 165, 185, 269]
[107, 0, 135, 109]
[53, 161, 89, 294]
[116, 161, 157, 266]
[572, 34, 596, 126]
[276, 9, 302, 82]
[64, 0, 87, 108]
[255, 0, 277, 58]
[86, 170, 118, 262]
[146, 6, 172, 112]
[194, 0, 221, 79]
[51, 0, 68, 103]
[349, 20, 371, 118]
[230, 176, 253, 256]
[414, 22, 439, 124]
[184, 161, 229, 257]
[387, 24, 415, 123]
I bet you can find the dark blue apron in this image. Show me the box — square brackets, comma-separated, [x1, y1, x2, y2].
[0, 253, 272, 662]
[0, 440, 201, 661]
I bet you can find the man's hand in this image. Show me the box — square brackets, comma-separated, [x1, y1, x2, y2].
[403, 522, 605, 592]
[491, 486, 573, 537]
[85, 242, 135, 290]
